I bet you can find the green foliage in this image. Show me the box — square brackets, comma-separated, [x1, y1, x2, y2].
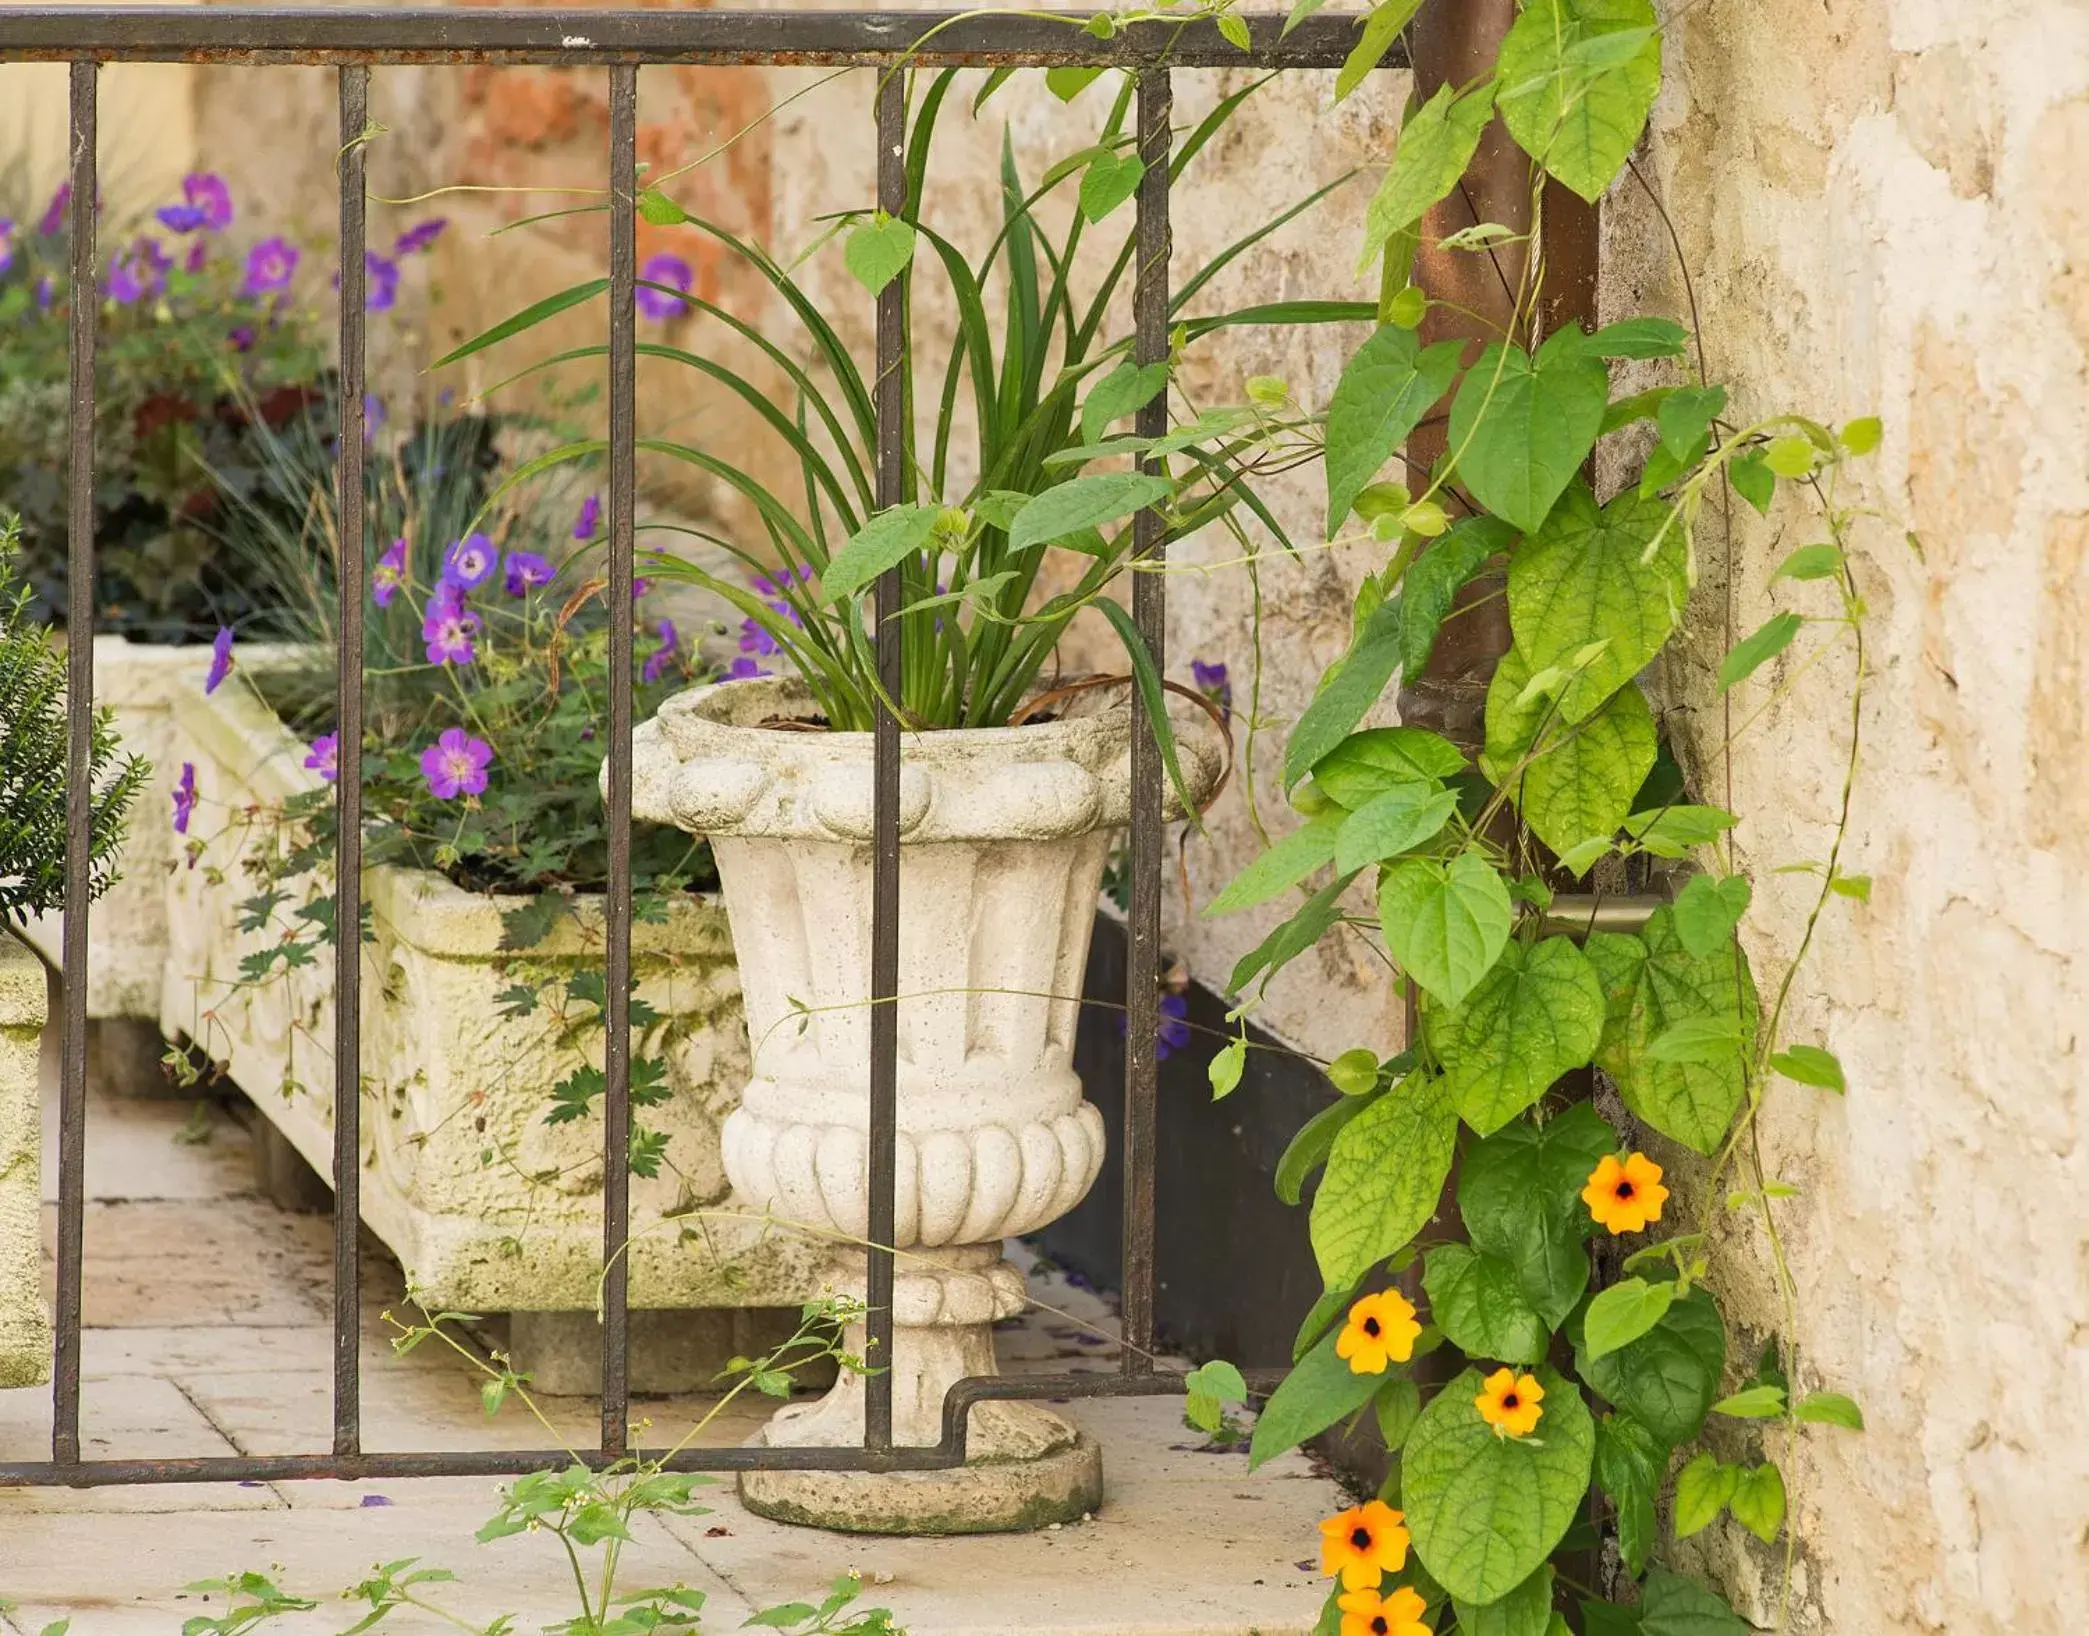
[0, 515, 148, 920]
[1403, 1365, 1594, 1603]
[1247, 1327, 1383, 1470]
[1424, 937, 1606, 1134]
[1309, 1071, 1457, 1288]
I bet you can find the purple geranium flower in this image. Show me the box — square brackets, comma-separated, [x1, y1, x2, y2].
[364, 250, 400, 313]
[635, 252, 693, 321]
[372, 537, 409, 607]
[204, 626, 235, 694]
[37, 183, 70, 238]
[422, 595, 480, 666]
[227, 322, 255, 352]
[440, 533, 497, 592]
[642, 619, 679, 684]
[752, 567, 809, 627]
[0, 218, 14, 277]
[304, 734, 339, 783]
[726, 656, 769, 681]
[503, 550, 554, 596]
[739, 616, 779, 659]
[36, 275, 54, 312]
[419, 728, 492, 800]
[572, 494, 601, 541]
[108, 238, 171, 304]
[242, 236, 299, 297]
[1117, 990, 1192, 1062]
[393, 218, 447, 256]
[1191, 658, 1232, 714]
[184, 239, 208, 275]
[171, 761, 197, 834]
[156, 172, 232, 234]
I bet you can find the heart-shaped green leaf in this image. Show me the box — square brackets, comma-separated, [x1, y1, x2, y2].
[1422, 1245, 1549, 1365]
[1508, 481, 1689, 723]
[1458, 1102, 1615, 1326]
[1380, 851, 1514, 1008]
[1448, 335, 1611, 533]
[843, 213, 917, 296]
[819, 503, 940, 602]
[1426, 936, 1607, 1134]
[1583, 1275, 1678, 1359]
[1324, 326, 1466, 533]
[1672, 873, 1750, 957]
[1078, 150, 1145, 222]
[1007, 472, 1172, 553]
[1358, 79, 1500, 272]
[1335, 784, 1460, 874]
[1404, 1364, 1595, 1604]
[1496, 0, 1663, 202]
[1573, 1284, 1725, 1445]
[1310, 1073, 1458, 1288]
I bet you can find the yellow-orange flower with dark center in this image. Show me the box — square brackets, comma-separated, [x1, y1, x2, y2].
[1582, 1151, 1669, 1235]
[1475, 1367, 1545, 1437]
[1336, 1290, 1422, 1375]
[1318, 1499, 1411, 1591]
[1337, 1584, 1432, 1636]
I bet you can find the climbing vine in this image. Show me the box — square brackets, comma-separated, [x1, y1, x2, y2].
[1190, 3, 1878, 1633]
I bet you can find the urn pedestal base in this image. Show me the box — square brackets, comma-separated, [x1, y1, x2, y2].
[736, 1246, 1102, 1534]
[738, 1429, 1102, 1536]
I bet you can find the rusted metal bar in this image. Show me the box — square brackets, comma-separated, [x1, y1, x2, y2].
[0, 10, 1387, 69]
[332, 63, 370, 1459]
[864, 67, 907, 1452]
[1541, 893, 1667, 941]
[1118, 67, 1172, 1378]
[52, 57, 98, 1470]
[600, 62, 640, 1458]
[0, 1364, 1271, 1488]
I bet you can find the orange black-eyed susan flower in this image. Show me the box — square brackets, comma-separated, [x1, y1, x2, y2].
[1582, 1151, 1670, 1235]
[1336, 1290, 1422, 1376]
[1475, 1367, 1545, 1437]
[1318, 1499, 1411, 1591]
[1337, 1584, 1433, 1636]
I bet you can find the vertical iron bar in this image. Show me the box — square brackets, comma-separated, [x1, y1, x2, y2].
[1119, 67, 1172, 1378]
[865, 67, 906, 1453]
[601, 63, 639, 1457]
[53, 58, 98, 1467]
[331, 64, 369, 1460]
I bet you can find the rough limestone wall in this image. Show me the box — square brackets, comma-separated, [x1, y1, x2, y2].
[1604, 2, 2089, 1631]
[0, 933, 50, 1388]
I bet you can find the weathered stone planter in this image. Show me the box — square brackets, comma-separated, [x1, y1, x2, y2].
[631, 676, 1222, 1533]
[18, 637, 201, 1025]
[0, 931, 49, 1388]
[160, 666, 820, 1314]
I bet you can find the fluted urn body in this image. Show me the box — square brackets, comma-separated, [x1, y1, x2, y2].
[630, 676, 1219, 1533]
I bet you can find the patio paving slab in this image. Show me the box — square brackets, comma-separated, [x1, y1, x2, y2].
[0, 1034, 1344, 1633]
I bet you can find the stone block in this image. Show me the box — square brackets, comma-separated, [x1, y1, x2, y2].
[0, 930, 50, 1387]
[156, 659, 823, 1315]
[504, 1306, 833, 1398]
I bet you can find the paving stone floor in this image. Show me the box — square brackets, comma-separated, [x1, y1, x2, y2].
[0, 1072, 1343, 1634]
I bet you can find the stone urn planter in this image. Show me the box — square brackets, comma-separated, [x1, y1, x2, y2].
[0, 930, 49, 1388]
[630, 675, 1222, 1534]
[159, 663, 823, 1320]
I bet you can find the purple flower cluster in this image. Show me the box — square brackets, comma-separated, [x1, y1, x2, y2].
[421, 582, 480, 666]
[1191, 657, 1232, 715]
[155, 172, 234, 236]
[503, 551, 554, 596]
[642, 619, 680, 684]
[304, 734, 339, 783]
[108, 238, 173, 305]
[420, 728, 492, 800]
[243, 236, 299, 297]
[636, 252, 694, 321]
[171, 762, 198, 835]
[204, 626, 236, 694]
[728, 566, 814, 681]
[393, 218, 447, 256]
[573, 494, 601, 541]
[37, 183, 71, 239]
[1116, 990, 1192, 1061]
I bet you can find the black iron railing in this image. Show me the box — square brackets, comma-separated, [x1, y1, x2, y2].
[0, 7, 1396, 1490]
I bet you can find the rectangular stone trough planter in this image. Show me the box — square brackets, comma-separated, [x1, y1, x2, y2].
[157, 662, 824, 1316]
[0, 930, 49, 1388]
[17, 636, 205, 1024]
